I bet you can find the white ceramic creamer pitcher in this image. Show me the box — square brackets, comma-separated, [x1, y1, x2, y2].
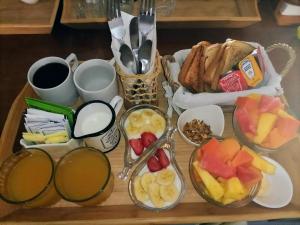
[72, 96, 123, 153]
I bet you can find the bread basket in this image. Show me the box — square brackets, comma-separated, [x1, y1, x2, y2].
[161, 42, 296, 110]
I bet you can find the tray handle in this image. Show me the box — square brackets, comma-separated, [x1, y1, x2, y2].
[266, 43, 296, 78]
[0, 83, 33, 162]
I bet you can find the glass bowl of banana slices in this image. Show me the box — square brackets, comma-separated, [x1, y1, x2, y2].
[128, 139, 185, 211]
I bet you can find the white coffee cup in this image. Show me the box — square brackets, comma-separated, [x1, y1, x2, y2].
[72, 96, 124, 152]
[27, 53, 79, 106]
[73, 59, 118, 103]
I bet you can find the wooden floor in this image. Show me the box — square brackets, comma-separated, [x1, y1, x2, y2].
[0, 0, 299, 134]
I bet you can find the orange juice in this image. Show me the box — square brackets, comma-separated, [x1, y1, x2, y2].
[54, 147, 114, 206]
[0, 149, 60, 208]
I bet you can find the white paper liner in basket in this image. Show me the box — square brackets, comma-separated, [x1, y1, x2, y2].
[163, 41, 296, 110]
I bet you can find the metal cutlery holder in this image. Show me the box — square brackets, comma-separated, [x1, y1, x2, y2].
[116, 51, 162, 109]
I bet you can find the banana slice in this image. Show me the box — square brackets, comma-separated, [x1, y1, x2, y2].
[134, 176, 149, 203]
[150, 114, 166, 133]
[156, 169, 176, 186]
[160, 184, 179, 203]
[125, 123, 140, 137]
[141, 109, 155, 120]
[128, 111, 144, 128]
[141, 172, 156, 192]
[148, 182, 165, 208]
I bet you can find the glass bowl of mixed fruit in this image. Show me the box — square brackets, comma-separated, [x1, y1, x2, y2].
[233, 94, 300, 154]
[189, 137, 276, 207]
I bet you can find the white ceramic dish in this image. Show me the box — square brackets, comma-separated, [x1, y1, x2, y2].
[177, 105, 224, 146]
[20, 138, 82, 160]
[253, 156, 293, 208]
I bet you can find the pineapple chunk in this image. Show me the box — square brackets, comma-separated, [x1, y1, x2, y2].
[223, 177, 248, 201]
[277, 109, 296, 120]
[253, 113, 277, 144]
[242, 146, 276, 174]
[193, 161, 224, 201]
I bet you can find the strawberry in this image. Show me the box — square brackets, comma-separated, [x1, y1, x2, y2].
[155, 148, 170, 168]
[147, 156, 162, 172]
[129, 138, 144, 156]
[141, 132, 157, 148]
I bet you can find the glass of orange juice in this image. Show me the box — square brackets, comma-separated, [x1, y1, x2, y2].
[0, 148, 60, 208]
[54, 147, 114, 206]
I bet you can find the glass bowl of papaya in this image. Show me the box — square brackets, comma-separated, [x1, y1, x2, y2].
[232, 94, 300, 154]
[188, 137, 278, 208]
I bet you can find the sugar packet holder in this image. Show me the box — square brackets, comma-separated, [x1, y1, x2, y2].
[20, 98, 82, 159]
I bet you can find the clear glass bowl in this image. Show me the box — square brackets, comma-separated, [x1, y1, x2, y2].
[232, 107, 287, 154]
[128, 138, 185, 211]
[189, 142, 261, 208]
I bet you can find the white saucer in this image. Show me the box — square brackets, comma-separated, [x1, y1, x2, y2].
[253, 156, 293, 208]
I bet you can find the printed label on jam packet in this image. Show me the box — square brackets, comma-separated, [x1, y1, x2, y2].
[219, 71, 248, 92]
[239, 54, 263, 87]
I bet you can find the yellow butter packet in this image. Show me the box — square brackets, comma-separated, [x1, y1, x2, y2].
[45, 135, 69, 144]
[22, 132, 46, 143]
[239, 54, 263, 87]
[46, 131, 68, 138]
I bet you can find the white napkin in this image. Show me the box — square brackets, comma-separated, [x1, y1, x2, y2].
[111, 11, 157, 75]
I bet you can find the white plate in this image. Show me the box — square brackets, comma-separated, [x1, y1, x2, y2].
[177, 105, 224, 146]
[253, 156, 293, 208]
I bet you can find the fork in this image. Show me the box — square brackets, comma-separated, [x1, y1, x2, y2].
[139, 0, 155, 44]
[107, 0, 126, 42]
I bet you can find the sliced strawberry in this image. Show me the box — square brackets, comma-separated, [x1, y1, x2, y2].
[129, 138, 144, 156]
[155, 148, 170, 168]
[141, 132, 157, 148]
[147, 156, 162, 172]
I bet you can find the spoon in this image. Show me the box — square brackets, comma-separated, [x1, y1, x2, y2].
[129, 17, 139, 59]
[138, 40, 152, 74]
[119, 44, 137, 74]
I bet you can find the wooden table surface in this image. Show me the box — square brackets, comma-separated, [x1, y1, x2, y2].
[0, 0, 299, 224]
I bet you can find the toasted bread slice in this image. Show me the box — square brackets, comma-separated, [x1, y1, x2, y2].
[221, 40, 255, 74]
[196, 42, 211, 92]
[211, 45, 228, 91]
[178, 45, 199, 87]
[178, 45, 202, 92]
[197, 54, 206, 93]
[204, 43, 222, 71]
[209, 43, 227, 90]
[203, 43, 226, 85]
[179, 41, 210, 93]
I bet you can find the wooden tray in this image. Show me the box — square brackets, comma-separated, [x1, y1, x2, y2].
[0, 0, 60, 35]
[61, 0, 261, 29]
[1, 75, 300, 224]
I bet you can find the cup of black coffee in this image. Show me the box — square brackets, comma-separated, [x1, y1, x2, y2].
[27, 53, 79, 106]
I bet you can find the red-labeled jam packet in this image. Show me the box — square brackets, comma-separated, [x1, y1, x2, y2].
[219, 71, 248, 92]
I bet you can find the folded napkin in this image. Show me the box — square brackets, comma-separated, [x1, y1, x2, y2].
[111, 11, 157, 75]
